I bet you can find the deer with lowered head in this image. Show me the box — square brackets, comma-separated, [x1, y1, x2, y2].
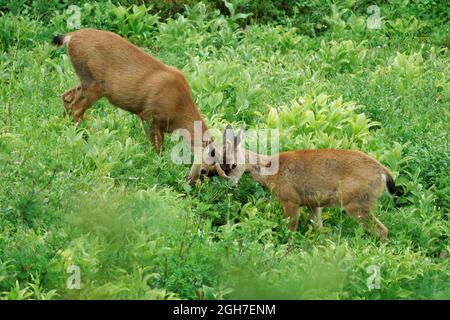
[52, 28, 216, 182]
[211, 125, 398, 242]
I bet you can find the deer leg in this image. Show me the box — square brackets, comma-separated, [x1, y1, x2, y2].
[61, 84, 82, 117]
[344, 202, 388, 242]
[370, 215, 388, 242]
[309, 207, 323, 230]
[150, 123, 164, 153]
[187, 164, 201, 185]
[71, 82, 102, 123]
[282, 200, 300, 232]
[141, 115, 164, 153]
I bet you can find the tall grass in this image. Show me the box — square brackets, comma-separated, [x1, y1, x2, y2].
[0, 1, 448, 299]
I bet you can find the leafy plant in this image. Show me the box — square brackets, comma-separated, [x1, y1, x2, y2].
[0, 0, 448, 300]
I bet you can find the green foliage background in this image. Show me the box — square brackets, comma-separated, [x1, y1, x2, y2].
[0, 1, 448, 299]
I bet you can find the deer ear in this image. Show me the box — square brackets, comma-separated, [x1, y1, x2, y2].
[224, 124, 234, 144]
[235, 128, 245, 147]
[261, 160, 271, 168]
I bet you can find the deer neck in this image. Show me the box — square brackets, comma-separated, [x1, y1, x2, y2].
[244, 149, 273, 186]
[180, 100, 210, 151]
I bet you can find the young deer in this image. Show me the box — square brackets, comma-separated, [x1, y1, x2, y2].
[213, 125, 397, 242]
[52, 28, 210, 151]
[52, 28, 216, 182]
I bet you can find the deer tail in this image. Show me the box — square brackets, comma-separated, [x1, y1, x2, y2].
[382, 171, 401, 197]
[52, 34, 69, 46]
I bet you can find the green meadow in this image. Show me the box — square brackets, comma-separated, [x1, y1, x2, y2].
[0, 1, 448, 299]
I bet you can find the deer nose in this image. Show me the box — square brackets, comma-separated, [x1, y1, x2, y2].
[199, 168, 207, 182]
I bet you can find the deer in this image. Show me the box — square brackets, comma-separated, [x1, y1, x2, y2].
[210, 125, 398, 242]
[52, 28, 216, 183]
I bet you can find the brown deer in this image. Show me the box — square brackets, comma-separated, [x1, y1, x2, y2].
[212, 125, 397, 242]
[52, 28, 216, 182]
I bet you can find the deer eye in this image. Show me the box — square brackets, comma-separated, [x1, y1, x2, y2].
[210, 149, 215, 158]
[231, 164, 237, 169]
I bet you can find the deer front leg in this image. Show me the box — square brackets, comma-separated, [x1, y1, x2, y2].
[141, 115, 164, 153]
[150, 124, 164, 153]
[282, 200, 300, 232]
[61, 84, 81, 117]
[187, 164, 201, 185]
[309, 207, 323, 230]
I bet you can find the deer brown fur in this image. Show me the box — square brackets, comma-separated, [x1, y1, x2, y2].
[214, 125, 397, 242]
[52, 28, 209, 154]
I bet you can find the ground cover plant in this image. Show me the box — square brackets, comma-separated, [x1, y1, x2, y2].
[0, 0, 448, 299]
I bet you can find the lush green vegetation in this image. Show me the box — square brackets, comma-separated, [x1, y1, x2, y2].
[0, 1, 448, 299]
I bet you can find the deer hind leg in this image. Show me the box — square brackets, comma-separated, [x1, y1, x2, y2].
[70, 81, 102, 123]
[308, 207, 323, 230]
[282, 200, 300, 232]
[344, 201, 388, 242]
[62, 84, 82, 116]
